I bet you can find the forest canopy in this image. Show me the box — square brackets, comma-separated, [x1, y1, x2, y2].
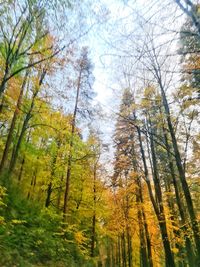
[0, 0, 199, 266]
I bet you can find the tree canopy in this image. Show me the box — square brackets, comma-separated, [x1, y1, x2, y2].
[0, 0, 200, 266]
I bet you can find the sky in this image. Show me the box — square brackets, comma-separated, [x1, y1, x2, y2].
[79, 0, 186, 172]
[89, 0, 183, 105]
[82, 0, 159, 168]
[46, 0, 186, 173]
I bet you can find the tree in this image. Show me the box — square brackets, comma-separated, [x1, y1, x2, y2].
[0, 0, 60, 100]
[179, 4, 200, 99]
[174, 0, 200, 37]
[112, 88, 153, 267]
[63, 47, 95, 220]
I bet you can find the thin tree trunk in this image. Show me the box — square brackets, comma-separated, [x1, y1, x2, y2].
[132, 138, 153, 267]
[57, 174, 64, 209]
[45, 182, 53, 208]
[118, 235, 121, 267]
[0, 95, 6, 114]
[17, 129, 31, 183]
[27, 169, 37, 200]
[163, 126, 194, 266]
[136, 124, 175, 267]
[0, 65, 10, 98]
[148, 118, 175, 267]
[111, 242, 116, 267]
[18, 156, 25, 182]
[8, 70, 46, 176]
[91, 162, 97, 257]
[45, 139, 61, 208]
[158, 81, 200, 263]
[63, 69, 82, 220]
[0, 70, 29, 175]
[138, 176, 153, 267]
[126, 228, 132, 267]
[137, 196, 148, 267]
[142, 204, 153, 267]
[121, 232, 126, 267]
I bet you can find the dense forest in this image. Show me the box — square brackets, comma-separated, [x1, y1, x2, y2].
[0, 0, 199, 266]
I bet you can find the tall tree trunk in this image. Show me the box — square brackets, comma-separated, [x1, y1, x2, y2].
[163, 126, 194, 266]
[63, 69, 82, 220]
[118, 235, 121, 267]
[17, 129, 31, 183]
[91, 212, 96, 257]
[137, 195, 148, 267]
[126, 228, 132, 267]
[45, 139, 61, 208]
[18, 156, 25, 182]
[27, 169, 37, 200]
[136, 124, 175, 267]
[142, 203, 153, 267]
[45, 182, 53, 208]
[121, 232, 127, 267]
[158, 80, 200, 263]
[111, 242, 116, 267]
[8, 70, 46, 176]
[147, 118, 175, 267]
[91, 161, 98, 257]
[132, 139, 153, 267]
[0, 64, 10, 98]
[138, 175, 153, 267]
[0, 95, 6, 114]
[57, 174, 64, 210]
[0, 70, 29, 176]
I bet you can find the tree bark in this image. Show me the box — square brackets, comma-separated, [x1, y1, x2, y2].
[8, 70, 46, 176]
[63, 68, 82, 220]
[162, 125, 195, 266]
[91, 161, 98, 257]
[136, 124, 175, 267]
[0, 70, 29, 176]
[158, 79, 200, 263]
[45, 139, 61, 208]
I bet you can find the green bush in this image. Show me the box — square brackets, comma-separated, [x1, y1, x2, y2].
[0, 187, 92, 267]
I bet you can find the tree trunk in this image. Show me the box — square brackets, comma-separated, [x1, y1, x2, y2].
[118, 235, 121, 267]
[121, 232, 127, 267]
[0, 65, 10, 98]
[163, 126, 195, 266]
[18, 156, 25, 182]
[0, 70, 29, 176]
[148, 118, 175, 267]
[45, 140, 61, 208]
[8, 70, 46, 176]
[142, 204, 153, 267]
[136, 124, 175, 267]
[57, 174, 64, 210]
[45, 182, 52, 208]
[126, 228, 132, 267]
[63, 69, 82, 220]
[158, 81, 200, 264]
[91, 162, 97, 257]
[27, 169, 37, 200]
[132, 137, 153, 267]
[137, 198, 148, 267]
